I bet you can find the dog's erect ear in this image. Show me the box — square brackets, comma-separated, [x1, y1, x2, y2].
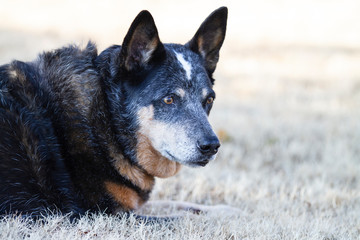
[186, 7, 228, 76]
[120, 10, 165, 72]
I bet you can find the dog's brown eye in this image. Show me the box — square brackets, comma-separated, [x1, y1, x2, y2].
[163, 96, 174, 104]
[206, 97, 214, 104]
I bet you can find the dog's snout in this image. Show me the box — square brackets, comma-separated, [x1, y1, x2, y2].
[197, 137, 220, 156]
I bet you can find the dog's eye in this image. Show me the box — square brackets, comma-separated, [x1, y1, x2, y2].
[206, 97, 214, 104]
[163, 96, 174, 104]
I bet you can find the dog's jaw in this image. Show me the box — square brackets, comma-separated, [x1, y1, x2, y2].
[136, 132, 182, 178]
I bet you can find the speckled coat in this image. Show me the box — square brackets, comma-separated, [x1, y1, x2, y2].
[0, 7, 227, 218]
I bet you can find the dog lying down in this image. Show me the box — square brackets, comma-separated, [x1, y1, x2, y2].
[0, 6, 239, 220]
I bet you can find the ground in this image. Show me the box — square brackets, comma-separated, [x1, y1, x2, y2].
[0, 0, 359, 239]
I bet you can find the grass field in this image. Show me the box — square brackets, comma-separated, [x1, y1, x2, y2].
[0, 0, 359, 239]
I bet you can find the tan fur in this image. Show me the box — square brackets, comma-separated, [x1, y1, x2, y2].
[176, 88, 186, 98]
[104, 181, 144, 210]
[68, 74, 99, 117]
[109, 144, 155, 191]
[8, 69, 18, 79]
[20, 125, 41, 174]
[136, 105, 181, 178]
[137, 132, 181, 178]
[142, 38, 159, 63]
[198, 36, 206, 59]
[198, 29, 222, 58]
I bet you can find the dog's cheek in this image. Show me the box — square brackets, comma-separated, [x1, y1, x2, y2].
[162, 125, 195, 162]
[136, 105, 201, 165]
[136, 105, 181, 178]
[136, 132, 181, 178]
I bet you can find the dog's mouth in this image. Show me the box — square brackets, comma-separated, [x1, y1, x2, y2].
[193, 159, 209, 167]
[164, 151, 210, 167]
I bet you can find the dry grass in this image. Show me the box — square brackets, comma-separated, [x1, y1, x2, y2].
[0, 0, 360, 239]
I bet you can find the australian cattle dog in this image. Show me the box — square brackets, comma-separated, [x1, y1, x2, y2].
[0, 7, 228, 219]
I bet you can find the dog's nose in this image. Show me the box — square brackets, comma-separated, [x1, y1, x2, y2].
[197, 137, 220, 156]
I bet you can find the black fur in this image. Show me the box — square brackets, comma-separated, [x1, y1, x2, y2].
[0, 7, 227, 218]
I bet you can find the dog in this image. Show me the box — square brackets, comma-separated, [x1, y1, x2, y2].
[0, 7, 228, 219]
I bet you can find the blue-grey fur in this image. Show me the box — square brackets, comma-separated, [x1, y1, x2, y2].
[0, 7, 227, 218]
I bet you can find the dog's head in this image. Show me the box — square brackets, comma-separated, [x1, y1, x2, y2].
[115, 7, 227, 177]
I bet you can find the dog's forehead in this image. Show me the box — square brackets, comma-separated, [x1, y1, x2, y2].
[163, 44, 211, 91]
[170, 48, 195, 81]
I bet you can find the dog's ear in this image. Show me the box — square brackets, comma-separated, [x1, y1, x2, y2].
[186, 7, 228, 76]
[120, 10, 165, 72]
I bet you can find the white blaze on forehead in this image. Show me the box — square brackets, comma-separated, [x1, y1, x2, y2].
[174, 51, 192, 80]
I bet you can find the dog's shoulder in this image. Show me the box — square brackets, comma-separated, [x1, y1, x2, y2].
[38, 42, 103, 117]
[0, 42, 102, 121]
[37, 42, 99, 88]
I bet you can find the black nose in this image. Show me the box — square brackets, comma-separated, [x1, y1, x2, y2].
[197, 137, 221, 156]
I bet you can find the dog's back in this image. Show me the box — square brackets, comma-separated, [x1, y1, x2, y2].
[0, 44, 100, 216]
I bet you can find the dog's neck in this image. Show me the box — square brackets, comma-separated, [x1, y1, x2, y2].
[94, 79, 180, 211]
[93, 47, 183, 211]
